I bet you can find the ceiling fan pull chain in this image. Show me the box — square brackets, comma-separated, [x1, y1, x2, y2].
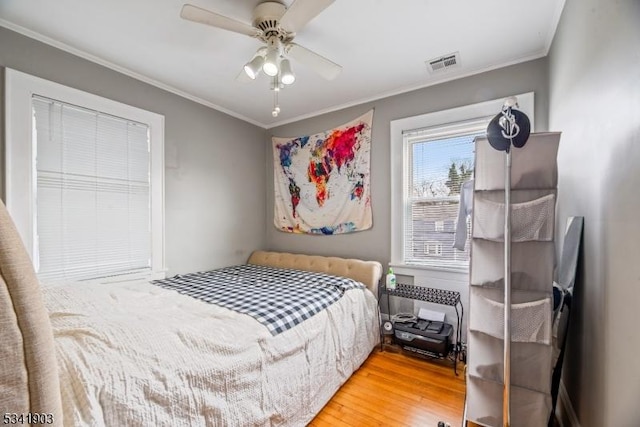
[272, 77, 281, 117]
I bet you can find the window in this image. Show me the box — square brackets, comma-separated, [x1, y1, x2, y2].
[424, 242, 443, 256]
[390, 93, 534, 271]
[404, 123, 485, 269]
[5, 69, 165, 283]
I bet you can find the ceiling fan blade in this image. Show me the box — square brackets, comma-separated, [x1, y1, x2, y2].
[279, 0, 335, 33]
[287, 43, 342, 81]
[180, 4, 261, 37]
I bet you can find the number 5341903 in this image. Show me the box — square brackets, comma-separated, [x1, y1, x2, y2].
[3, 413, 54, 424]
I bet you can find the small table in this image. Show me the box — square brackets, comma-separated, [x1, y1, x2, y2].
[380, 283, 464, 375]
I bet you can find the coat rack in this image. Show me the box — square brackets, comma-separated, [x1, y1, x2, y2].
[487, 97, 530, 426]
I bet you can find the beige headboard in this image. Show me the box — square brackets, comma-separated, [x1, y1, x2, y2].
[0, 201, 63, 425]
[247, 250, 382, 296]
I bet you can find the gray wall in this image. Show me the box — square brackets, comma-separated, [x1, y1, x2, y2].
[549, 0, 640, 425]
[265, 58, 549, 268]
[0, 27, 267, 275]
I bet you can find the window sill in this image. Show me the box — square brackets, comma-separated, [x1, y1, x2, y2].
[389, 263, 469, 277]
[40, 269, 167, 288]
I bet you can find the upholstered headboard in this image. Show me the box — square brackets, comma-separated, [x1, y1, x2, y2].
[0, 201, 63, 425]
[247, 250, 383, 296]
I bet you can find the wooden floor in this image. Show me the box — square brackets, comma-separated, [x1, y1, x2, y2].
[309, 348, 467, 427]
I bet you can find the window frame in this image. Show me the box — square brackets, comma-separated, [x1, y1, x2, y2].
[4, 68, 166, 282]
[390, 92, 534, 273]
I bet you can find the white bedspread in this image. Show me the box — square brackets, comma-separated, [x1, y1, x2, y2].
[42, 280, 379, 426]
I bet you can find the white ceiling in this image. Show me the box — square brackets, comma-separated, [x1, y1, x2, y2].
[0, 0, 564, 128]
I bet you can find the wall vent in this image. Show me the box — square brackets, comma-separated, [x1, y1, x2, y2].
[426, 52, 461, 74]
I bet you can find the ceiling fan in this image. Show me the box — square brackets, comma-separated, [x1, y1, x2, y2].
[180, 0, 342, 89]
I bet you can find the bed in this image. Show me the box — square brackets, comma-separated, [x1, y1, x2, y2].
[0, 200, 382, 426]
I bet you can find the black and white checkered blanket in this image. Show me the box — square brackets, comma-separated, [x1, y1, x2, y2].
[151, 264, 365, 335]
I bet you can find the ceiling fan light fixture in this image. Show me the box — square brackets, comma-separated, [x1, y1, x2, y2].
[263, 48, 280, 77]
[280, 59, 295, 85]
[243, 55, 265, 80]
[180, 1, 342, 119]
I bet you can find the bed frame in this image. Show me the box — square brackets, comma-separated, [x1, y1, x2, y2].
[0, 197, 382, 426]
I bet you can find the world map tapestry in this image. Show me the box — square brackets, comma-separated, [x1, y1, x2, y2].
[273, 110, 373, 234]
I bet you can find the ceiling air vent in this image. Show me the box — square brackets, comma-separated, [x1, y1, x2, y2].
[426, 52, 461, 74]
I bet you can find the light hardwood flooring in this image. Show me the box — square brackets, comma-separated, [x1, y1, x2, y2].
[310, 347, 467, 427]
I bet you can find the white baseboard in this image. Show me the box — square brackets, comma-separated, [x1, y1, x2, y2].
[557, 382, 581, 427]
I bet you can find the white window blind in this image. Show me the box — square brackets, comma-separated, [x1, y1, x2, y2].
[403, 119, 488, 269]
[33, 95, 152, 282]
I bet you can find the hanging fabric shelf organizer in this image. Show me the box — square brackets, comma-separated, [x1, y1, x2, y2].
[473, 193, 555, 242]
[465, 132, 561, 427]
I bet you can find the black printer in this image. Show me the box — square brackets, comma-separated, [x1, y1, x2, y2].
[393, 319, 453, 358]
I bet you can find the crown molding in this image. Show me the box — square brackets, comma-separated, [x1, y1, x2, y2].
[264, 50, 548, 129]
[0, 19, 266, 128]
